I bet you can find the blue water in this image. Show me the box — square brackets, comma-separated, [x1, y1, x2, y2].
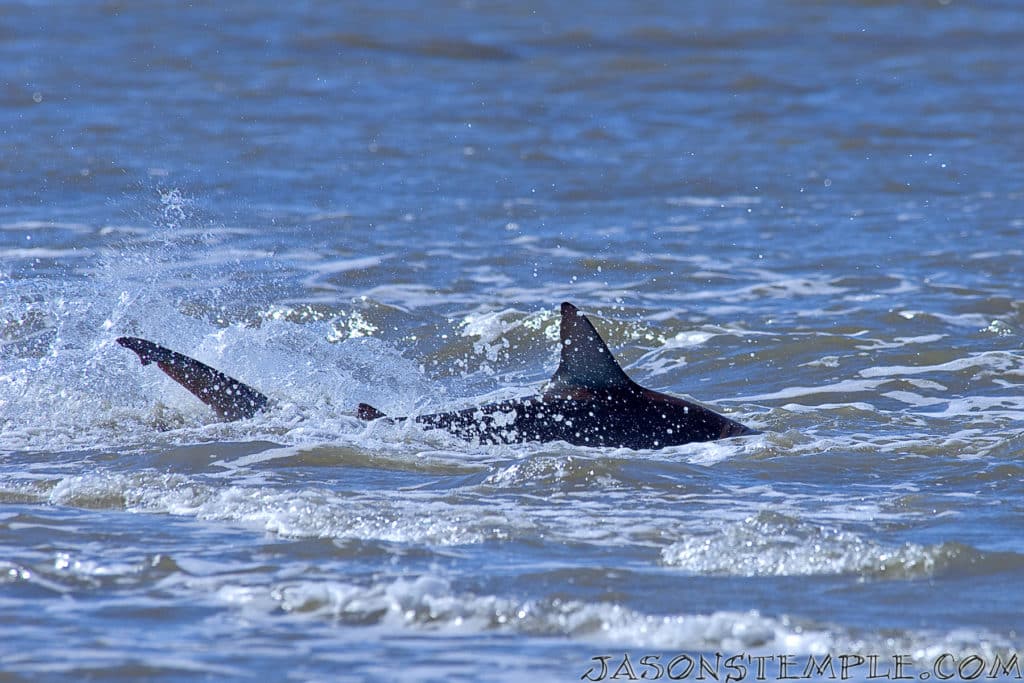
[2, 1, 1024, 681]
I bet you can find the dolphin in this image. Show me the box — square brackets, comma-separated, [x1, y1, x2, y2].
[117, 302, 755, 449]
[115, 335, 268, 421]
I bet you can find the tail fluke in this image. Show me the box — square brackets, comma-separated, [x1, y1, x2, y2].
[117, 337, 268, 421]
[357, 403, 386, 420]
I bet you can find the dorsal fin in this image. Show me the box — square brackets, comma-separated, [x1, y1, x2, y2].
[548, 302, 634, 392]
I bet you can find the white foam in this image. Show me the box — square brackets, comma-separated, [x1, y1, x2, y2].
[667, 195, 762, 208]
[881, 391, 947, 407]
[734, 379, 886, 404]
[912, 395, 1024, 421]
[0, 220, 92, 232]
[206, 571, 1022, 666]
[305, 254, 393, 276]
[859, 351, 1023, 379]
[37, 470, 529, 546]
[215, 573, 829, 652]
[1, 247, 91, 259]
[894, 309, 993, 328]
[661, 513, 958, 579]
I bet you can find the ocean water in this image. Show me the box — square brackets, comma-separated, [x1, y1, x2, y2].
[2, 1, 1023, 681]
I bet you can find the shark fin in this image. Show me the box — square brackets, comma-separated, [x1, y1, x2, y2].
[117, 337, 268, 421]
[547, 302, 634, 393]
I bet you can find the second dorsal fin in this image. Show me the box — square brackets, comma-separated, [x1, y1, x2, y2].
[548, 302, 634, 392]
